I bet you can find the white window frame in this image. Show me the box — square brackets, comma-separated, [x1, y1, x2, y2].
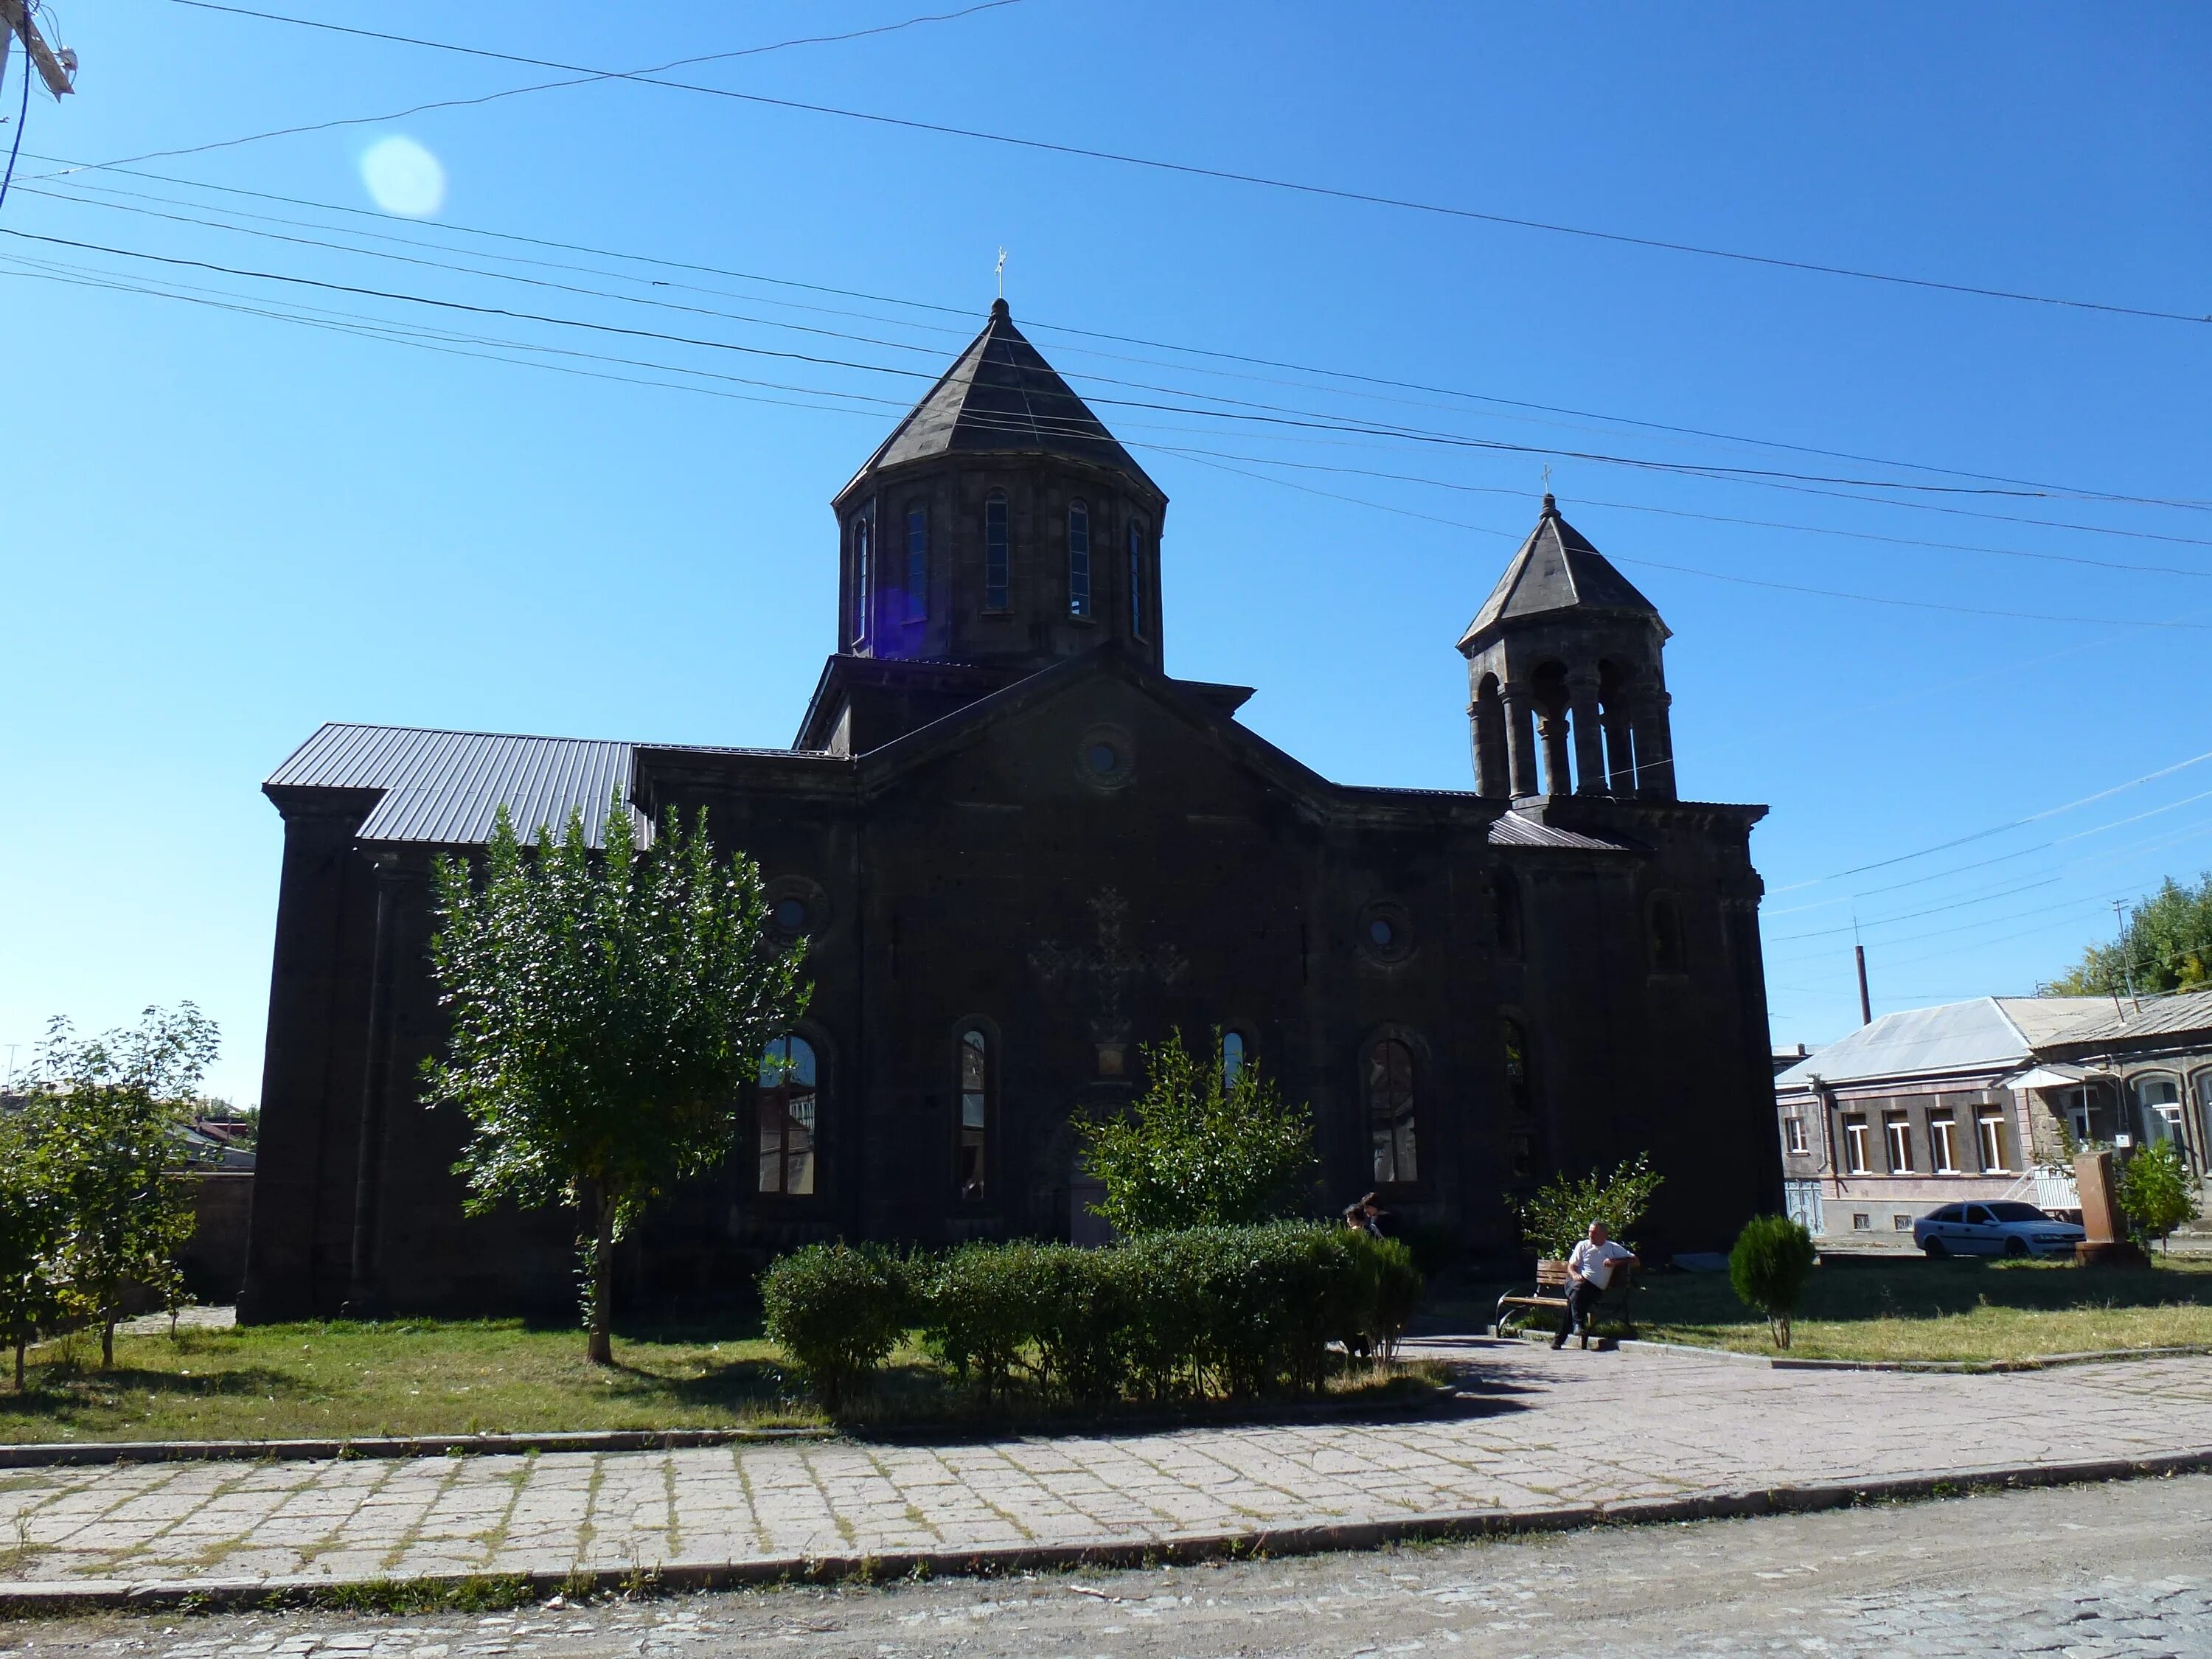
[1929, 1114, 1958, 1175]
[1784, 1116, 1807, 1155]
[1843, 1118, 1869, 1175]
[1976, 1110, 2010, 1172]
[1885, 1111, 1913, 1173]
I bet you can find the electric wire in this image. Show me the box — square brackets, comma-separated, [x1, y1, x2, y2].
[161, 0, 2212, 330]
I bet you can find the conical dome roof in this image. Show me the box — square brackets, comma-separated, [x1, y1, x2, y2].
[1458, 495, 1665, 650]
[844, 299, 1161, 498]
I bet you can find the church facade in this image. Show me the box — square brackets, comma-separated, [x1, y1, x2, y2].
[239, 302, 1782, 1321]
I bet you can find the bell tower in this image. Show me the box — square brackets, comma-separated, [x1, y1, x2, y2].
[1458, 495, 1675, 802]
[830, 300, 1168, 675]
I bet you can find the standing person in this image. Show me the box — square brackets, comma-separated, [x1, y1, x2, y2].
[1553, 1220, 1636, 1350]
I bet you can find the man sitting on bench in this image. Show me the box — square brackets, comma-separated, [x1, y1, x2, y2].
[1553, 1220, 1637, 1350]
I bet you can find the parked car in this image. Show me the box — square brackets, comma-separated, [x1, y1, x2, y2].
[1913, 1201, 2085, 1259]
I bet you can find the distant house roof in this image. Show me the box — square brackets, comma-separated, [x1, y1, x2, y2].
[1773, 992, 2212, 1091]
[843, 300, 1161, 498]
[1458, 496, 1665, 649]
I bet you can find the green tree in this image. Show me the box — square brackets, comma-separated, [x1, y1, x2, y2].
[0, 1108, 66, 1388]
[1728, 1214, 1818, 1349]
[1511, 1154, 1665, 1259]
[1077, 1029, 1317, 1237]
[422, 798, 806, 1364]
[2115, 1140, 2202, 1254]
[25, 1004, 215, 1368]
[2048, 874, 2212, 996]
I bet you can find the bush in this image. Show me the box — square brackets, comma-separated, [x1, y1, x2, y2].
[1512, 1155, 1664, 1260]
[1728, 1215, 1818, 1350]
[758, 1242, 911, 1409]
[1346, 1232, 1423, 1360]
[918, 1240, 1060, 1399]
[2117, 1140, 2202, 1253]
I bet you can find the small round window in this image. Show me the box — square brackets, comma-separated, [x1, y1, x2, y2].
[1075, 724, 1134, 791]
[1359, 900, 1413, 964]
[1087, 742, 1119, 776]
[772, 897, 809, 933]
[1368, 918, 1396, 947]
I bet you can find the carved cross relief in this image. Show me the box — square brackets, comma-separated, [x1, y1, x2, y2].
[1029, 887, 1187, 1074]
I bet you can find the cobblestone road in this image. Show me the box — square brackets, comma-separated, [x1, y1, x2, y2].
[2, 1343, 2208, 1592]
[10, 1474, 2210, 1655]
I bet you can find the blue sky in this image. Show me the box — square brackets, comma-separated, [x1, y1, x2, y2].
[2, 1, 2207, 1101]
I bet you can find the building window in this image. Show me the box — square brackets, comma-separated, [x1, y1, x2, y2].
[1510, 1129, 1535, 1181]
[1500, 1018, 1531, 1116]
[1843, 1116, 1869, 1175]
[1930, 1113, 1958, 1175]
[1851, 1211, 1871, 1231]
[1649, 894, 1683, 972]
[1492, 872, 1523, 959]
[1893, 1214, 1913, 1232]
[984, 494, 1009, 611]
[757, 1035, 818, 1196]
[1221, 1030, 1246, 1085]
[904, 503, 928, 622]
[1784, 1116, 1807, 1155]
[852, 510, 872, 644]
[1976, 1110, 2011, 1172]
[1366, 1037, 1417, 1184]
[2134, 1074, 2184, 1148]
[1127, 521, 1145, 639]
[958, 1028, 990, 1201]
[1885, 1111, 1913, 1172]
[1067, 501, 1091, 618]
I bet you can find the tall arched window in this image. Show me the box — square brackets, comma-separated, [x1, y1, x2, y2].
[1221, 1030, 1246, 1085]
[1127, 521, 1145, 639]
[1067, 501, 1091, 618]
[1500, 1018, 1531, 1116]
[1492, 872, 1524, 959]
[904, 503, 928, 622]
[958, 1029, 990, 1201]
[2135, 1073, 2184, 1150]
[1366, 1038, 1417, 1183]
[851, 511, 872, 644]
[983, 493, 1009, 612]
[757, 1035, 818, 1196]
[1649, 894, 1683, 972]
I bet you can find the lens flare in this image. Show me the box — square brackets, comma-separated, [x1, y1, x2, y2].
[359, 136, 447, 218]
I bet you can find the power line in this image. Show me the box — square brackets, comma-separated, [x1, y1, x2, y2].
[163, 0, 2212, 330]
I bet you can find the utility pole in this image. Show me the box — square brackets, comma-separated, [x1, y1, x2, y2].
[1852, 911, 1872, 1026]
[0, 1, 78, 100]
[2113, 897, 2138, 1012]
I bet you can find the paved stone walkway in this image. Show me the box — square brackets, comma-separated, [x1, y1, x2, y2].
[4, 1343, 2208, 1590]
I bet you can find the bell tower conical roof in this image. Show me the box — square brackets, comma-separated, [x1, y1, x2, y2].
[1457, 495, 1666, 652]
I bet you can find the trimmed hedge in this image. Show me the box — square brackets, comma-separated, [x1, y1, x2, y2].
[762, 1223, 1422, 1411]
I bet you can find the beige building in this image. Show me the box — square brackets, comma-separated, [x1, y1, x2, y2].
[1774, 992, 2212, 1241]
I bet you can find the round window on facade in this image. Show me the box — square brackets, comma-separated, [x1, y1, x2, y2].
[772, 897, 810, 933]
[764, 875, 830, 939]
[1358, 901, 1413, 964]
[1074, 723, 1135, 791]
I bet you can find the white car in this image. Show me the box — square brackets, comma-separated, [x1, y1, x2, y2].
[1913, 1201, 2085, 1259]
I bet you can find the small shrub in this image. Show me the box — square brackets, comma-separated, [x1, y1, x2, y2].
[918, 1240, 1058, 1399]
[1512, 1154, 1664, 1259]
[1728, 1215, 1817, 1350]
[2116, 1140, 2202, 1253]
[1346, 1233, 1423, 1359]
[759, 1242, 911, 1411]
[1030, 1247, 1133, 1404]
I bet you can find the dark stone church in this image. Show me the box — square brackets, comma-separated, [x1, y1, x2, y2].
[239, 302, 1782, 1321]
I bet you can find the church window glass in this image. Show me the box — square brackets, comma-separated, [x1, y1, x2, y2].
[1366, 1037, 1417, 1184]
[958, 1029, 990, 1201]
[852, 511, 872, 644]
[905, 504, 928, 622]
[757, 1035, 818, 1196]
[1068, 501, 1091, 618]
[1221, 1030, 1245, 1085]
[984, 494, 1009, 611]
[1128, 521, 1145, 638]
[1501, 1018, 1531, 1116]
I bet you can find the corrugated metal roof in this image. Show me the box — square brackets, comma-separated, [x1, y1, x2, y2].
[2065, 989, 2212, 1045]
[1992, 996, 2127, 1046]
[1773, 998, 2031, 1089]
[1486, 812, 1637, 852]
[267, 723, 641, 849]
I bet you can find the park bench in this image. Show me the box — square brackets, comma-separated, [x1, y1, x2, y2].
[1492, 1258, 1635, 1346]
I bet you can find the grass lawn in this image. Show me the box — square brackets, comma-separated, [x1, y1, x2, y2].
[1454, 1254, 2212, 1363]
[0, 1318, 1447, 1444]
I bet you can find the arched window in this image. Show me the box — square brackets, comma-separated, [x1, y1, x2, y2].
[851, 511, 872, 644]
[904, 503, 928, 622]
[1649, 894, 1683, 972]
[1127, 521, 1145, 639]
[1221, 1030, 1246, 1086]
[1067, 501, 1091, 618]
[1366, 1038, 1417, 1184]
[983, 493, 1009, 612]
[1500, 1018, 1532, 1116]
[958, 1028, 990, 1201]
[757, 1035, 818, 1196]
[1492, 872, 1523, 959]
[2134, 1073, 2184, 1149]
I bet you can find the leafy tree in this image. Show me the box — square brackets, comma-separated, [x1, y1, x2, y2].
[422, 798, 806, 1364]
[24, 1004, 215, 1368]
[1511, 1154, 1665, 1259]
[1077, 1029, 1317, 1237]
[1728, 1214, 1818, 1349]
[0, 1108, 66, 1388]
[2116, 1140, 2202, 1254]
[2048, 874, 2212, 996]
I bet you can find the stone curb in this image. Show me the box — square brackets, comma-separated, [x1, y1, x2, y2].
[2, 1445, 2207, 1615]
[0, 1426, 830, 1470]
[1613, 1338, 2212, 1373]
